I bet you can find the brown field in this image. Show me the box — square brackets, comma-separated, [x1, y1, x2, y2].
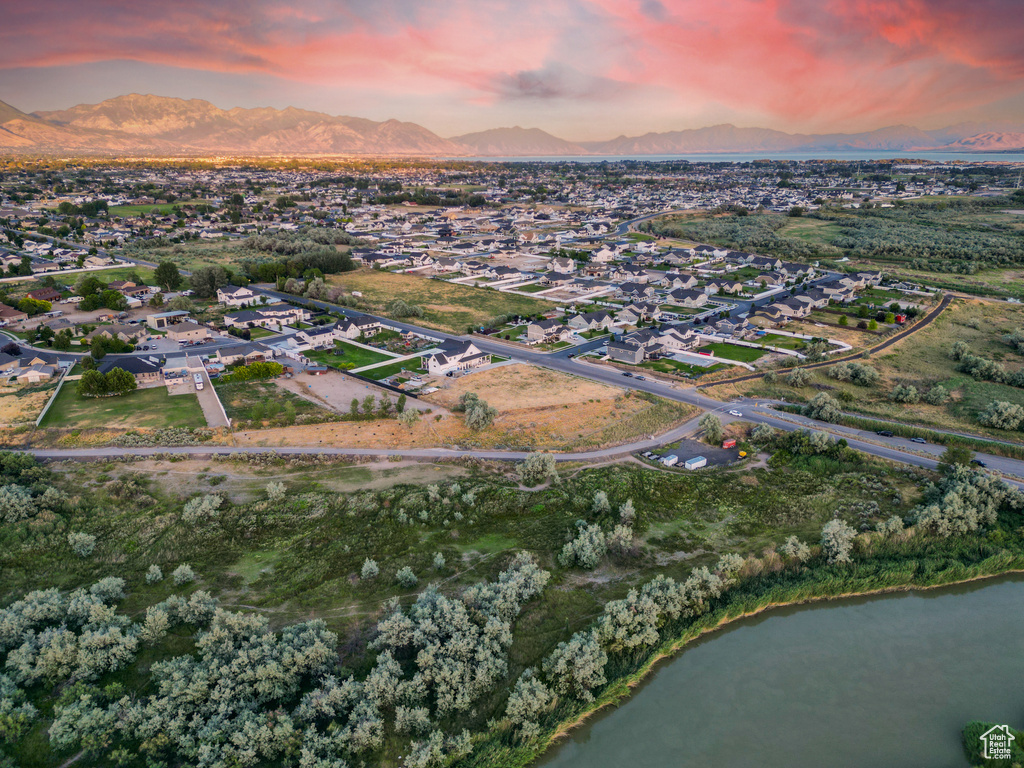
[233, 364, 697, 451]
[0, 385, 55, 426]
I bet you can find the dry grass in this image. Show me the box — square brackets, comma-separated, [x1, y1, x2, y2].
[0, 385, 55, 426]
[233, 364, 697, 451]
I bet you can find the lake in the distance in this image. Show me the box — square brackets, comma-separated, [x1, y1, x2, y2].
[452, 151, 1024, 163]
[537, 576, 1024, 768]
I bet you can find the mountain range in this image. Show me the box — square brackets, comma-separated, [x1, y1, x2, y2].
[1, 94, 1022, 157]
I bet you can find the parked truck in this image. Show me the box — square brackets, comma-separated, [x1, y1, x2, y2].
[193, 373, 204, 391]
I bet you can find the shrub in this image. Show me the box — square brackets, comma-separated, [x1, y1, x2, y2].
[145, 565, 163, 584]
[784, 368, 810, 387]
[978, 400, 1024, 430]
[924, 385, 950, 405]
[171, 564, 196, 585]
[361, 558, 380, 580]
[804, 392, 842, 423]
[558, 522, 607, 570]
[875, 516, 905, 538]
[181, 494, 222, 523]
[433, 553, 445, 570]
[820, 519, 856, 564]
[779, 535, 811, 562]
[516, 453, 559, 486]
[68, 532, 96, 557]
[889, 384, 920, 404]
[452, 392, 497, 431]
[266, 481, 286, 502]
[542, 630, 608, 702]
[396, 566, 418, 588]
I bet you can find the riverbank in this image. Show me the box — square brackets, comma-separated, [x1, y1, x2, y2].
[467, 547, 1024, 768]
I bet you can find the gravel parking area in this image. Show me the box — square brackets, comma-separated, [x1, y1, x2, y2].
[276, 370, 443, 414]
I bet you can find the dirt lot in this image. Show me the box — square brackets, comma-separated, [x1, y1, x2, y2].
[0, 384, 55, 426]
[233, 363, 696, 451]
[276, 370, 442, 415]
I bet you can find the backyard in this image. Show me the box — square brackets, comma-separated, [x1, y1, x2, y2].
[326, 269, 556, 333]
[696, 342, 769, 362]
[38, 383, 207, 430]
[305, 341, 393, 369]
[217, 380, 336, 429]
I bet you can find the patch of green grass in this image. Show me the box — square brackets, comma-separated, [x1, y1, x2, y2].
[307, 341, 392, 369]
[517, 283, 551, 293]
[108, 200, 208, 217]
[39, 384, 206, 430]
[358, 359, 428, 381]
[217, 381, 334, 427]
[697, 343, 768, 362]
[248, 327, 278, 339]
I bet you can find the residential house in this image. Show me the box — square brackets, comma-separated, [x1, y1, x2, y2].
[550, 256, 576, 273]
[97, 357, 164, 387]
[164, 322, 210, 343]
[713, 317, 750, 338]
[618, 282, 655, 300]
[665, 273, 699, 290]
[84, 324, 145, 343]
[0, 304, 28, 324]
[425, 340, 491, 375]
[216, 285, 260, 307]
[704, 279, 744, 295]
[526, 318, 573, 342]
[667, 289, 708, 309]
[27, 287, 61, 303]
[567, 310, 614, 333]
[606, 339, 645, 364]
[216, 344, 272, 366]
[540, 271, 574, 287]
[792, 288, 829, 309]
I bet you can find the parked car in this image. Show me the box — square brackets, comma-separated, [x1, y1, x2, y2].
[910, 437, 927, 444]
[622, 372, 633, 377]
[971, 459, 987, 467]
[876, 430, 894, 437]
[635, 375, 646, 381]
[728, 410, 742, 417]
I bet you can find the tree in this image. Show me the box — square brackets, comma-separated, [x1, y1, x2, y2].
[104, 368, 137, 396]
[453, 392, 497, 431]
[699, 413, 723, 444]
[156, 264, 184, 295]
[542, 630, 607, 702]
[398, 409, 421, 427]
[890, 384, 920, 404]
[779, 535, 811, 562]
[838, 314, 848, 326]
[266, 481, 286, 502]
[396, 394, 407, 414]
[189, 266, 230, 298]
[77, 369, 108, 397]
[145, 565, 163, 584]
[166, 295, 193, 312]
[938, 444, 974, 473]
[784, 368, 810, 387]
[559, 522, 606, 569]
[925, 385, 950, 405]
[820, 519, 856, 564]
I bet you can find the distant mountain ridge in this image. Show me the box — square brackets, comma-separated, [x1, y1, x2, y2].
[0, 94, 1021, 156]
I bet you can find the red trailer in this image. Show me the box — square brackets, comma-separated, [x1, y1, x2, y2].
[722, 438, 737, 449]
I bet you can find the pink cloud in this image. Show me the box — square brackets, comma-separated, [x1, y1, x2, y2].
[0, 0, 1021, 131]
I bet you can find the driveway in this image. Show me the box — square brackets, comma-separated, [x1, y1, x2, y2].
[187, 357, 229, 428]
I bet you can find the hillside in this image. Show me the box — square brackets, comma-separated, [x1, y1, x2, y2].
[451, 126, 589, 155]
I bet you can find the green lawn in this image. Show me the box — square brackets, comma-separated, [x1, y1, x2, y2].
[107, 200, 209, 217]
[358, 359, 428, 381]
[50, 266, 157, 289]
[517, 283, 550, 293]
[248, 328, 278, 339]
[697, 343, 768, 362]
[640, 358, 729, 376]
[759, 334, 808, 350]
[306, 341, 392, 369]
[39, 384, 207, 430]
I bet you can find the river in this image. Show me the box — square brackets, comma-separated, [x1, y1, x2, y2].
[538, 576, 1024, 768]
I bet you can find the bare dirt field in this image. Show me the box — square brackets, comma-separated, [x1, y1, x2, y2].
[276, 371, 443, 415]
[233, 363, 697, 451]
[0, 384, 55, 426]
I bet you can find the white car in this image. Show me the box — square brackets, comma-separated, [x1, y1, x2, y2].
[728, 410, 743, 417]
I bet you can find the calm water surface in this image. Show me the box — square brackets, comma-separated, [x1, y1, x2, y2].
[538, 577, 1024, 768]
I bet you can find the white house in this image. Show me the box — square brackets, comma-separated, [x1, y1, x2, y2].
[217, 285, 259, 307]
[425, 340, 491, 375]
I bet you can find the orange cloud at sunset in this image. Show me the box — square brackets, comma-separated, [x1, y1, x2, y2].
[1, 0, 1021, 139]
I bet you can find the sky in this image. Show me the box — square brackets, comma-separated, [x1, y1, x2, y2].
[1, 0, 1022, 140]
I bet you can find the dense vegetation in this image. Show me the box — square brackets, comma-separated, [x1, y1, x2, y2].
[1, 441, 1022, 768]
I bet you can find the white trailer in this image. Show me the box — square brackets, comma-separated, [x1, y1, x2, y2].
[193, 373, 204, 391]
[660, 455, 679, 467]
[684, 456, 707, 470]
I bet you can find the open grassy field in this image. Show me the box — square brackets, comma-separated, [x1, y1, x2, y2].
[712, 298, 1024, 440]
[327, 268, 556, 333]
[107, 200, 209, 217]
[43, 265, 157, 291]
[38, 383, 207, 430]
[134, 241, 250, 274]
